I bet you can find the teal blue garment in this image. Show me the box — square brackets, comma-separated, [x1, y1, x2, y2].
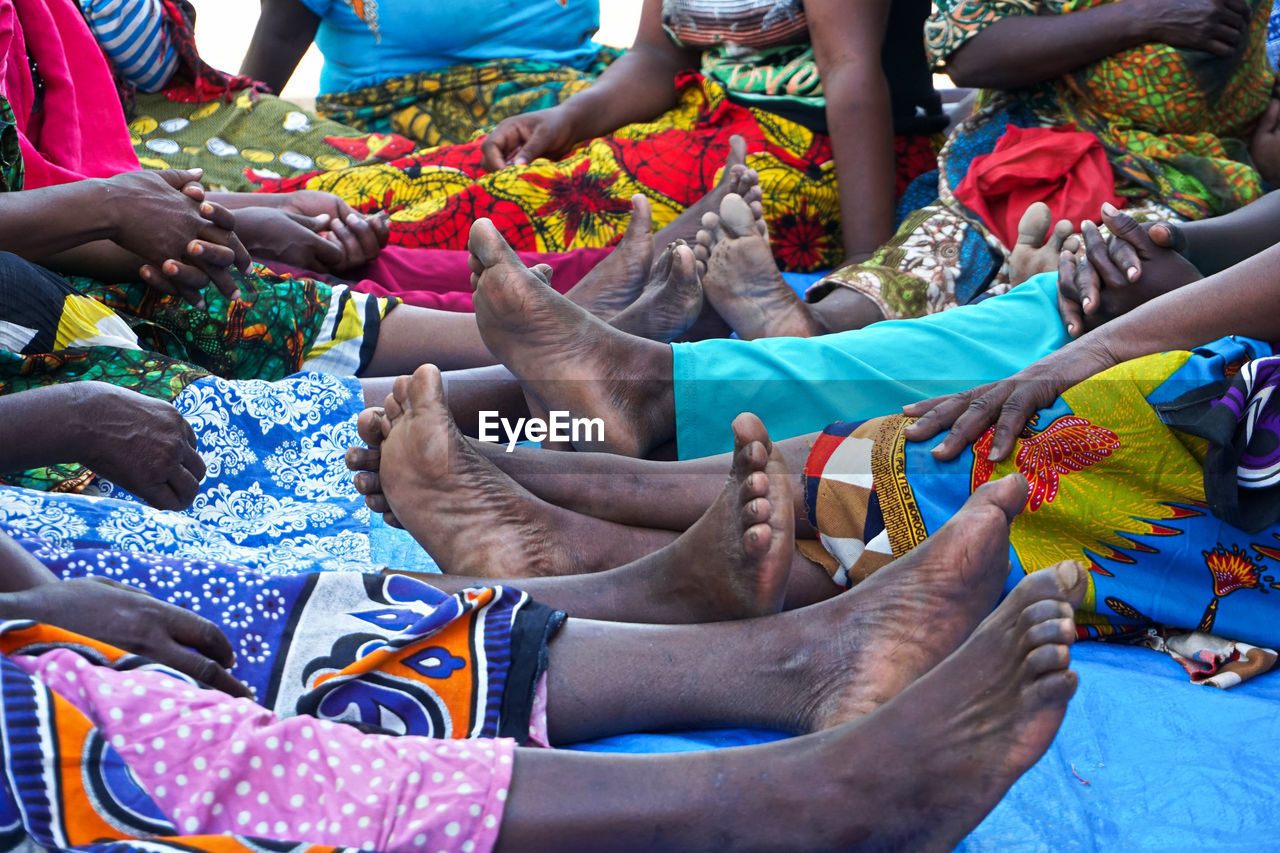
[672, 272, 1069, 459]
[300, 0, 603, 94]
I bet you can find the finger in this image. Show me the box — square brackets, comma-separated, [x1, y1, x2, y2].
[1147, 221, 1187, 255]
[512, 126, 552, 166]
[989, 390, 1043, 460]
[156, 643, 253, 699]
[328, 216, 363, 267]
[163, 606, 237, 668]
[369, 211, 391, 247]
[182, 439, 206, 482]
[167, 469, 200, 510]
[181, 183, 206, 203]
[308, 227, 347, 271]
[1056, 250, 1086, 338]
[157, 259, 209, 309]
[902, 388, 983, 441]
[156, 168, 204, 190]
[343, 212, 382, 262]
[1081, 220, 1126, 293]
[186, 239, 236, 269]
[1205, 39, 1236, 57]
[139, 479, 184, 511]
[197, 200, 237, 232]
[1073, 250, 1102, 317]
[480, 128, 519, 172]
[193, 256, 242, 303]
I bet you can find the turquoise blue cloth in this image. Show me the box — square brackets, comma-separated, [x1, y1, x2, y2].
[673, 272, 1069, 459]
[300, 0, 604, 94]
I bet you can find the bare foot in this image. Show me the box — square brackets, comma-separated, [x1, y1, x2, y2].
[1008, 201, 1077, 286]
[648, 134, 754, 248]
[345, 406, 402, 528]
[820, 558, 1084, 851]
[620, 413, 793, 621]
[375, 364, 585, 577]
[696, 193, 820, 339]
[563, 195, 654, 318]
[469, 217, 675, 457]
[791, 474, 1040, 729]
[609, 241, 704, 342]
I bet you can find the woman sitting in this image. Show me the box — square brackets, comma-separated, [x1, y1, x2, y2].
[258, 0, 946, 270]
[691, 0, 1280, 337]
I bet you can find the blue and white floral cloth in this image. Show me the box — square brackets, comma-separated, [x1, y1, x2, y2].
[0, 372, 434, 575]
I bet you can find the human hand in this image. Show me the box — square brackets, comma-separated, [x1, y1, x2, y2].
[72, 382, 206, 511]
[3, 577, 251, 697]
[1058, 205, 1202, 336]
[480, 107, 580, 171]
[234, 206, 388, 273]
[103, 169, 251, 304]
[1144, 0, 1250, 57]
[1249, 98, 1280, 186]
[901, 337, 1121, 462]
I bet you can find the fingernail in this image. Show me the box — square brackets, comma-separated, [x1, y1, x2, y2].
[987, 448, 1001, 461]
[231, 289, 242, 301]
[164, 261, 178, 274]
[1126, 266, 1139, 281]
[188, 167, 203, 177]
[200, 202, 213, 215]
[346, 213, 360, 225]
[1082, 297, 1091, 308]
[190, 243, 203, 256]
[196, 299, 206, 310]
[1101, 202, 1118, 216]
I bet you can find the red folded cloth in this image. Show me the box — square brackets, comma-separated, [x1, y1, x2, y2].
[953, 123, 1123, 249]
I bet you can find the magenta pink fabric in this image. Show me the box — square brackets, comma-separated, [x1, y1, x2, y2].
[346, 245, 613, 312]
[0, 0, 141, 188]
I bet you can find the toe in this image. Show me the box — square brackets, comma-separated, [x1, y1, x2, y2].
[743, 521, 774, 557]
[467, 218, 519, 268]
[1014, 202, 1052, 247]
[353, 470, 382, 495]
[972, 473, 1030, 523]
[406, 364, 446, 410]
[345, 445, 379, 473]
[740, 469, 770, 504]
[355, 408, 386, 447]
[1047, 219, 1074, 252]
[719, 193, 757, 238]
[730, 412, 771, 455]
[1024, 642, 1072, 678]
[626, 194, 653, 237]
[727, 134, 747, 169]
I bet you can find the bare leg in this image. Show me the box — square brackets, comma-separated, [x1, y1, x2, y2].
[468, 216, 677, 456]
[496, 513, 1085, 851]
[400, 412, 794, 624]
[373, 364, 674, 576]
[360, 303, 495, 375]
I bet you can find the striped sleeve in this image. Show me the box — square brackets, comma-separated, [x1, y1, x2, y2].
[78, 0, 179, 93]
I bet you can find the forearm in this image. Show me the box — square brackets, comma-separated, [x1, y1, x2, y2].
[0, 181, 116, 261]
[240, 0, 319, 92]
[1093, 241, 1280, 362]
[825, 73, 896, 262]
[0, 385, 89, 476]
[943, 5, 1150, 89]
[0, 533, 59, 595]
[1176, 191, 1280, 275]
[40, 240, 145, 280]
[555, 44, 698, 142]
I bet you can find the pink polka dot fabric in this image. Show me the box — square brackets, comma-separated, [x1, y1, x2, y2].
[14, 648, 515, 852]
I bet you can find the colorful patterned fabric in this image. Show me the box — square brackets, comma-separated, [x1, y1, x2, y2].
[662, 0, 808, 50]
[0, 521, 564, 850]
[259, 74, 938, 271]
[0, 370, 433, 576]
[78, 0, 178, 93]
[812, 0, 1275, 319]
[316, 51, 618, 149]
[801, 337, 1280, 662]
[128, 90, 371, 192]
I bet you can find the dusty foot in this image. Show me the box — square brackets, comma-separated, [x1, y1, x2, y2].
[821, 559, 1084, 851]
[563, 194, 654, 318]
[469, 217, 675, 457]
[624, 413, 793, 621]
[696, 193, 820, 339]
[790, 474, 1040, 729]
[609, 241, 704, 342]
[374, 364, 584, 577]
[648, 134, 757, 248]
[1008, 201, 1077, 286]
[345, 406, 402, 528]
